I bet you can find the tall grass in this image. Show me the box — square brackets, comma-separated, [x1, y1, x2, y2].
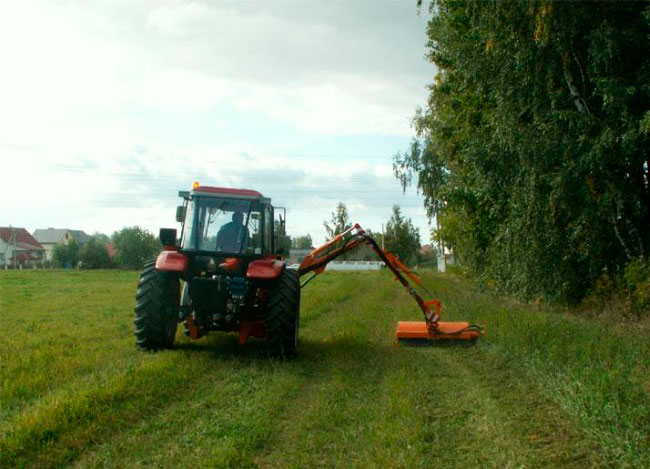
[424, 272, 650, 465]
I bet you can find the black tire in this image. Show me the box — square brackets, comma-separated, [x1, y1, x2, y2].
[267, 268, 300, 359]
[134, 260, 180, 350]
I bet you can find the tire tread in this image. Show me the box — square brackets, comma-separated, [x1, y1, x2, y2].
[133, 260, 180, 350]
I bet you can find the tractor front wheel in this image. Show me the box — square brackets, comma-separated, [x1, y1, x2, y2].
[134, 260, 180, 350]
[267, 268, 300, 359]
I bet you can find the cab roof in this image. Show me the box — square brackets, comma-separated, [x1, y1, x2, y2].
[195, 186, 264, 198]
[179, 185, 269, 203]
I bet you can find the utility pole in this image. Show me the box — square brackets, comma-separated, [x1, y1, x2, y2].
[435, 215, 446, 273]
[8, 227, 17, 269]
[2, 228, 9, 269]
[13, 228, 18, 269]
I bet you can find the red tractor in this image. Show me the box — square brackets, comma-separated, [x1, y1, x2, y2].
[135, 182, 481, 358]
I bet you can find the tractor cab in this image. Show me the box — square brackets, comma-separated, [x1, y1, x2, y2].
[176, 183, 284, 258]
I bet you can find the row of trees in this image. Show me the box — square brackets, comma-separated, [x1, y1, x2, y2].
[51, 203, 424, 270]
[51, 227, 161, 270]
[51, 236, 112, 269]
[395, 1, 650, 303]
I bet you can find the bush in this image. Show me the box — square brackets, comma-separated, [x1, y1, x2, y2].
[581, 260, 650, 319]
[112, 227, 161, 270]
[51, 240, 79, 268]
[79, 237, 112, 269]
[623, 260, 650, 315]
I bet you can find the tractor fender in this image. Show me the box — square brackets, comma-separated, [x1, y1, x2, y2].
[246, 259, 285, 280]
[155, 250, 188, 273]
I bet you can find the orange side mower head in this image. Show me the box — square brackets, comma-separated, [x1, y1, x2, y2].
[395, 299, 482, 345]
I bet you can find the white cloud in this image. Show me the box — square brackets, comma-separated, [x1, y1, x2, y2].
[232, 77, 414, 135]
[3, 140, 431, 244]
[1, 0, 435, 245]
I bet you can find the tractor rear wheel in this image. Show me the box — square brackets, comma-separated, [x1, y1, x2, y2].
[134, 260, 180, 350]
[267, 268, 300, 359]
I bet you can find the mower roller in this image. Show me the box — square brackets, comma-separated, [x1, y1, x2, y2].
[134, 183, 482, 358]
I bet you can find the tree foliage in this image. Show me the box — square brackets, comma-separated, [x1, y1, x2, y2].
[79, 236, 111, 269]
[346, 229, 384, 261]
[323, 202, 353, 260]
[91, 232, 111, 244]
[292, 234, 313, 250]
[323, 202, 352, 238]
[112, 227, 160, 270]
[51, 240, 79, 268]
[384, 205, 421, 266]
[396, 0, 650, 302]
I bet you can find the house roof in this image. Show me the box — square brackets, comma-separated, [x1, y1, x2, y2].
[33, 228, 90, 244]
[16, 242, 42, 251]
[0, 227, 44, 250]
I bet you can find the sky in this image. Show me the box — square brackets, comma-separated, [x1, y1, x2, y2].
[1, 0, 435, 246]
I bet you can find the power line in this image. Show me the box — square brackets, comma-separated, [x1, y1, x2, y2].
[48, 165, 402, 184]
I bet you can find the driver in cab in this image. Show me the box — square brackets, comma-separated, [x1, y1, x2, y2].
[217, 211, 249, 252]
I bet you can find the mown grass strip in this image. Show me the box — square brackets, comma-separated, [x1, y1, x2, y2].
[2, 351, 210, 467]
[72, 273, 374, 468]
[71, 351, 311, 468]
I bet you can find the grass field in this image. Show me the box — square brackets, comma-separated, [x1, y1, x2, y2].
[1, 269, 649, 468]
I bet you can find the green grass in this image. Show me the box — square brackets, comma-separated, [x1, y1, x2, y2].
[1, 269, 648, 467]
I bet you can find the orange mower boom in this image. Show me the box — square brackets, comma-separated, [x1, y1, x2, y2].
[298, 224, 483, 344]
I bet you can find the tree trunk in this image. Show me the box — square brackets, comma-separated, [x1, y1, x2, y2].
[563, 51, 590, 115]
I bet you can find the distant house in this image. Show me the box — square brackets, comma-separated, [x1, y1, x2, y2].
[0, 227, 45, 268]
[420, 244, 434, 256]
[32, 228, 90, 262]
